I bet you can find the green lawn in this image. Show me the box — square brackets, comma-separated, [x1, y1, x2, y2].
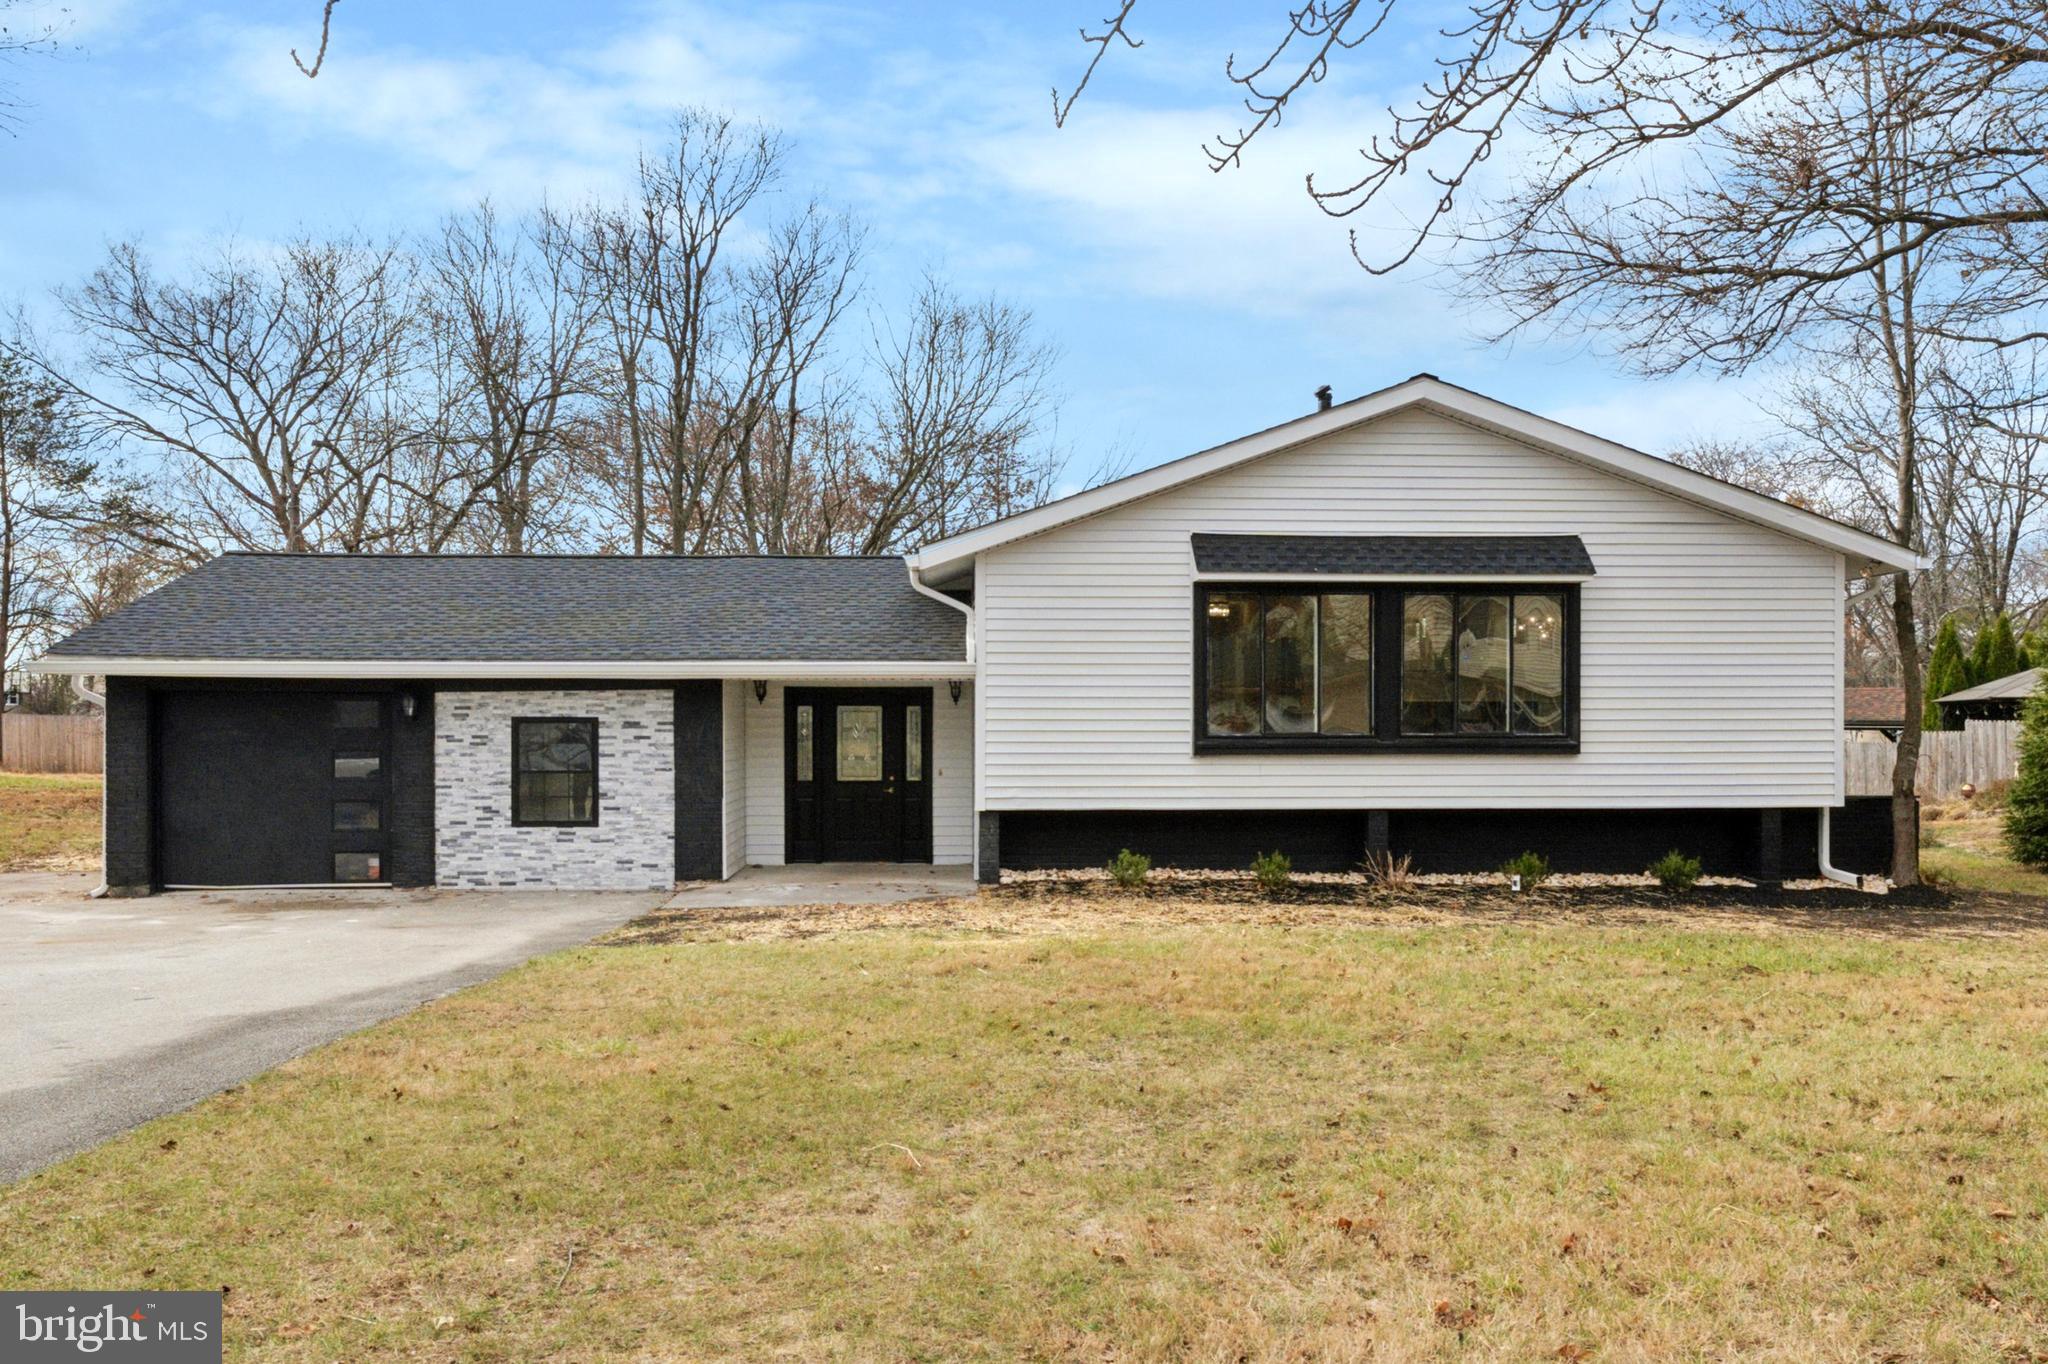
[0, 772, 101, 871]
[4, 899, 2045, 1361]
[1921, 807, 2048, 895]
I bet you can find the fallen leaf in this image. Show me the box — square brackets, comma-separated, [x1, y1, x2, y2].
[1559, 1232, 1580, 1256]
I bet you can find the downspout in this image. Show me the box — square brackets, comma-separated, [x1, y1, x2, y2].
[1816, 807, 1861, 889]
[905, 559, 974, 665]
[73, 675, 110, 898]
[906, 558, 978, 881]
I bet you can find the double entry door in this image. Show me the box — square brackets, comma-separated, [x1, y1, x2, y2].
[785, 688, 932, 863]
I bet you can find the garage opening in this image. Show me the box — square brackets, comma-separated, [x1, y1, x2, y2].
[156, 691, 391, 888]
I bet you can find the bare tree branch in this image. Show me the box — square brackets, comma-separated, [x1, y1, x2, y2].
[292, 0, 340, 79]
[1053, 0, 1142, 128]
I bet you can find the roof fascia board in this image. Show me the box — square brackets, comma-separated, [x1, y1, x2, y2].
[1414, 387, 1926, 574]
[23, 658, 971, 680]
[910, 376, 1926, 577]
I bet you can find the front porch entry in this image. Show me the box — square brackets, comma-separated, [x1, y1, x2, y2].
[783, 687, 934, 863]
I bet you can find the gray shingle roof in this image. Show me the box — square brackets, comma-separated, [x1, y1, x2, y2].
[44, 554, 966, 663]
[1190, 533, 1595, 577]
[1936, 667, 2043, 705]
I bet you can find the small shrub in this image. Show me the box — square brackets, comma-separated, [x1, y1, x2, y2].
[1648, 849, 1702, 892]
[1251, 850, 1292, 894]
[1108, 848, 1152, 889]
[1360, 849, 1415, 890]
[1500, 850, 1550, 891]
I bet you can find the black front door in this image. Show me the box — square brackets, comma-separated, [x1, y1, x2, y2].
[785, 688, 932, 863]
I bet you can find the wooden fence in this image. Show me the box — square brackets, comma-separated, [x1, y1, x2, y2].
[0, 713, 105, 774]
[1845, 719, 2019, 799]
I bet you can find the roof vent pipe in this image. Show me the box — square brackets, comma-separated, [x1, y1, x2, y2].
[1314, 384, 1333, 412]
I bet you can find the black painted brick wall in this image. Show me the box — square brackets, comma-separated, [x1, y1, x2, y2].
[674, 681, 723, 881]
[102, 676, 153, 892]
[387, 687, 436, 887]
[977, 812, 1001, 885]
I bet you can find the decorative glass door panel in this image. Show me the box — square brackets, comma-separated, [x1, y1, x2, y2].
[784, 689, 933, 863]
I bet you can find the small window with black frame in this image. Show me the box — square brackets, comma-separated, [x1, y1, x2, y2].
[511, 718, 599, 826]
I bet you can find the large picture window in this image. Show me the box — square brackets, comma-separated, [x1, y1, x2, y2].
[1204, 590, 1372, 738]
[1197, 583, 1576, 752]
[511, 717, 599, 826]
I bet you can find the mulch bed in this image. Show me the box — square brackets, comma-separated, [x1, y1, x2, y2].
[604, 874, 2048, 946]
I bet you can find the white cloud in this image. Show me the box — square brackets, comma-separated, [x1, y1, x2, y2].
[190, 2, 818, 208]
[1540, 373, 1778, 457]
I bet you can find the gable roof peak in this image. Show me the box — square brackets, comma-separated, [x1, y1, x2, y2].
[910, 374, 1923, 581]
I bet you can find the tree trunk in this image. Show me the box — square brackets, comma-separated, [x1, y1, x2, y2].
[1891, 574, 1923, 885]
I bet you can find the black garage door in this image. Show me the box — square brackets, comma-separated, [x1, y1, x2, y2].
[156, 691, 390, 887]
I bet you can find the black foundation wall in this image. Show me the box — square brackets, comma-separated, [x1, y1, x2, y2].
[994, 800, 1897, 879]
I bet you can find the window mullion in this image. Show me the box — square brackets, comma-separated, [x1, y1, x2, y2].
[1311, 594, 1322, 735]
[1256, 593, 1267, 737]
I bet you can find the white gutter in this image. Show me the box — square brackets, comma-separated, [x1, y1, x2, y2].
[71, 674, 105, 708]
[1816, 807, 1861, 888]
[905, 560, 974, 665]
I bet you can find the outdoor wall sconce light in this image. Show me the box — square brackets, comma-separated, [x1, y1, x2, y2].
[399, 691, 418, 720]
[948, 679, 964, 705]
[753, 680, 769, 704]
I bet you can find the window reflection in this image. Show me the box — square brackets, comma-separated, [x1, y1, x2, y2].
[1456, 595, 1509, 733]
[1401, 594, 1455, 734]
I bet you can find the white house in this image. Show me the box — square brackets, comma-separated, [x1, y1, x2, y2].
[27, 375, 1920, 894]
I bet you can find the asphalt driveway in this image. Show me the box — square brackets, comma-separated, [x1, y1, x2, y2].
[0, 876, 664, 1183]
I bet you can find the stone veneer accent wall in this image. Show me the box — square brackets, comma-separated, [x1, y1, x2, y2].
[435, 688, 676, 890]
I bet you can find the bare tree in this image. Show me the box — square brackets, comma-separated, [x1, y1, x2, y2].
[49, 238, 419, 555]
[1057, 0, 2048, 885]
[730, 206, 863, 553]
[568, 110, 783, 553]
[416, 202, 597, 551]
[856, 278, 1061, 553]
[0, 348, 92, 759]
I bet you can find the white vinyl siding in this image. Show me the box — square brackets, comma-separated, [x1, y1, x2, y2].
[976, 406, 1843, 810]
[721, 679, 747, 878]
[743, 679, 975, 865]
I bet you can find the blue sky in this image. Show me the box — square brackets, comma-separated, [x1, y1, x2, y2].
[0, 0, 1773, 491]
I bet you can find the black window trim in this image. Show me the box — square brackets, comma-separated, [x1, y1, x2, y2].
[510, 715, 602, 828]
[1192, 581, 1581, 755]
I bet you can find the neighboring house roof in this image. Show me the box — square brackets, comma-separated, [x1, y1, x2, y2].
[1936, 668, 2044, 706]
[1844, 686, 1906, 728]
[30, 554, 968, 678]
[910, 374, 1925, 583]
[1191, 533, 1595, 579]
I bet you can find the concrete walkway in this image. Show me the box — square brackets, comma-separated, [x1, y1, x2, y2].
[663, 862, 977, 911]
[0, 879, 664, 1184]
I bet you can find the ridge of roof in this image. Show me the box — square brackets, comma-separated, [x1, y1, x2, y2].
[909, 374, 1924, 578]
